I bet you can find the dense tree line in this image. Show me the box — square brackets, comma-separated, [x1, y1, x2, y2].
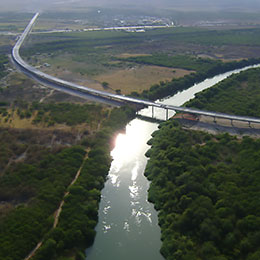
[185, 67, 260, 117]
[32, 102, 105, 127]
[145, 120, 260, 260]
[129, 58, 260, 101]
[123, 54, 219, 72]
[31, 105, 136, 260]
[0, 145, 85, 260]
[144, 66, 260, 259]
[31, 130, 112, 260]
[0, 103, 135, 260]
[0, 128, 84, 176]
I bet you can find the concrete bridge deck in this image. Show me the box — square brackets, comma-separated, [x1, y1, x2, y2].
[11, 13, 260, 125]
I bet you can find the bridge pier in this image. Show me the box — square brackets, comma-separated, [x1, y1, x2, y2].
[12, 12, 260, 129]
[152, 106, 154, 118]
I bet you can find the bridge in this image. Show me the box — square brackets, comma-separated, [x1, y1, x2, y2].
[11, 13, 260, 125]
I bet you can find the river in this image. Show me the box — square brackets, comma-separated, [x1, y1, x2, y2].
[86, 64, 260, 260]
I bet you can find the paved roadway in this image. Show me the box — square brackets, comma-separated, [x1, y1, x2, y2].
[11, 13, 260, 125]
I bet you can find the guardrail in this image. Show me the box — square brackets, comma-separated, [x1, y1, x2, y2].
[12, 13, 260, 125]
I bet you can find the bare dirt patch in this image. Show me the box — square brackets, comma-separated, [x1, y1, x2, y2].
[42, 61, 192, 95]
[116, 53, 152, 58]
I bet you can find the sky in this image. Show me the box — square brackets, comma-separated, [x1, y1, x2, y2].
[1, 0, 260, 12]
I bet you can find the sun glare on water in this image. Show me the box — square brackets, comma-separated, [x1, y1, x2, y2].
[111, 120, 146, 163]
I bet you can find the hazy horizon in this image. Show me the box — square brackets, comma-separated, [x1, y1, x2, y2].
[1, 0, 260, 13]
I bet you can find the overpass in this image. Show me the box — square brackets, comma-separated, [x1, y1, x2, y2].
[11, 13, 260, 125]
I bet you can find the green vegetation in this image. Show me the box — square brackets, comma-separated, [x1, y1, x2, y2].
[144, 27, 260, 47]
[31, 139, 110, 260]
[3, 12, 260, 260]
[21, 30, 136, 76]
[0, 55, 8, 79]
[122, 54, 218, 71]
[0, 142, 85, 260]
[23, 26, 260, 58]
[16, 22, 260, 101]
[0, 101, 106, 129]
[0, 13, 32, 32]
[131, 58, 260, 101]
[145, 120, 260, 260]
[30, 102, 104, 126]
[20, 24, 260, 81]
[31, 105, 135, 260]
[0, 102, 135, 260]
[186, 67, 260, 117]
[0, 72, 50, 104]
[144, 64, 260, 259]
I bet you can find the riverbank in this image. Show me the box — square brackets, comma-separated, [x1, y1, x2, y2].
[131, 58, 260, 101]
[144, 120, 260, 260]
[0, 104, 136, 260]
[86, 117, 164, 260]
[143, 65, 260, 259]
[30, 106, 136, 260]
[84, 63, 260, 260]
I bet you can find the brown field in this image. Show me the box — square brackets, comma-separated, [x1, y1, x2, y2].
[93, 65, 192, 94]
[116, 53, 152, 58]
[40, 55, 192, 95]
[42, 68, 112, 93]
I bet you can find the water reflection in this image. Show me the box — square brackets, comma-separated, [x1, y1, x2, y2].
[87, 64, 260, 260]
[131, 162, 139, 181]
[111, 120, 149, 163]
[87, 119, 164, 260]
[140, 64, 260, 120]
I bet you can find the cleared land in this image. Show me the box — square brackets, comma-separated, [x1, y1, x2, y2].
[2, 10, 260, 260]
[30, 50, 193, 94]
[93, 65, 191, 94]
[19, 23, 260, 97]
[41, 60, 192, 94]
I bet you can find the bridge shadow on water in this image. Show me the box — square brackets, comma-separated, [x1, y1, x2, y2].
[136, 114, 165, 124]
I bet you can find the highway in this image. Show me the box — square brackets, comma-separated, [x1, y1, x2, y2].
[12, 13, 260, 125]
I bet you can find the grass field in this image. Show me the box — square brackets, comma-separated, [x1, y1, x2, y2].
[21, 25, 260, 76]
[93, 65, 191, 94]
[33, 52, 192, 94]
[9, 16, 260, 98]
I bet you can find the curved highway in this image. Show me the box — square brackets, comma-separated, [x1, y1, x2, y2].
[12, 13, 260, 124]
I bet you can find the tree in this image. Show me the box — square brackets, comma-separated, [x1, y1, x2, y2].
[34, 239, 56, 260]
[115, 89, 121, 95]
[101, 82, 109, 89]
